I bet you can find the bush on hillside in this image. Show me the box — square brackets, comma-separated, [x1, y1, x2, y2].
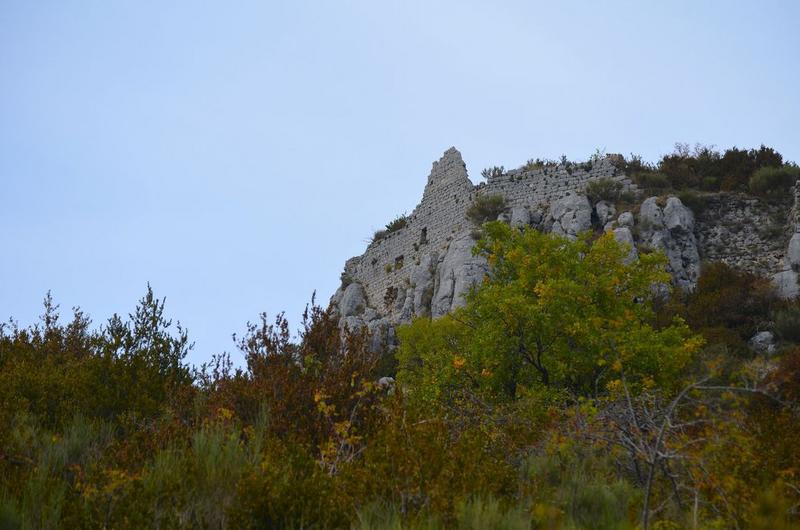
[749, 165, 800, 197]
[480, 166, 504, 181]
[685, 262, 778, 343]
[585, 178, 623, 203]
[634, 171, 671, 191]
[774, 306, 800, 343]
[466, 194, 506, 225]
[371, 214, 409, 244]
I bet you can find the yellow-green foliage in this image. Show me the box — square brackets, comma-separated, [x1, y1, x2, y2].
[398, 222, 700, 404]
[0, 234, 798, 529]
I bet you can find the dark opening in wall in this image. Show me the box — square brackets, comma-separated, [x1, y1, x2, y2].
[395, 255, 404, 270]
[420, 227, 428, 245]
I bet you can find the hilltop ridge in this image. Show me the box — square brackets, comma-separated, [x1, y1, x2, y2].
[330, 147, 800, 348]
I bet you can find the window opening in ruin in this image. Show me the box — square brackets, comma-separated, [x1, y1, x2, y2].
[420, 227, 428, 245]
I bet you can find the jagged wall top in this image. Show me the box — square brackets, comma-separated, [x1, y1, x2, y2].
[425, 147, 471, 189]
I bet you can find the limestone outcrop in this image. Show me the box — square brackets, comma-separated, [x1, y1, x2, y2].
[549, 194, 593, 239]
[431, 234, 489, 318]
[638, 197, 700, 291]
[329, 148, 799, 343]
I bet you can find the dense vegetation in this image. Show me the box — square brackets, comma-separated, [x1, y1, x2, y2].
[613, 143, 798, 197]
[2, 225, 799, 529]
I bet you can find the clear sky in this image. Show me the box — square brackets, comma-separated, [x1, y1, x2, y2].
[2, 0, 799, 366]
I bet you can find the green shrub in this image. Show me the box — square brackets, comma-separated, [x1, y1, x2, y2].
[466, 194, 506, 225]
[456, 497, 529, 530]
[385, 214, 409, 233]
[480, 166, 504, 180]
[372, 229, 388, 244]
[774, 307, 800, 343]
[585, 178, 623, 203]
[521, 158, 558, 172]
[686, 262, 778, 342]
[749, 165, 800, 196]
[635, 171, 671, 191]
[677, 190, 708, 214]
[372, 215, 409, 244]
[229, 439, 349, 529]
[524, 449, 638, 530]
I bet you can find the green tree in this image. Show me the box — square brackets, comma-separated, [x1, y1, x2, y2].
[397, 222, 702, 404]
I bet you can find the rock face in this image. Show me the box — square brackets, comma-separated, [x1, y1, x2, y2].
[338, 283, 366, 317]
[411, 252, 438, 317]
[639, 197, 701, 291]
[787, 233, 800, 271]
[510, 206, 530, 228]
[549, 194, 593, 239]
[773, 269, 799, 299]
[431, 234, 489, 317]
[613, 226, 638, 264]
[595, 201, 616, 226]
[617, 211, 634, 228]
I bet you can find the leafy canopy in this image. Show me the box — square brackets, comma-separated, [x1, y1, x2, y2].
[397, 222, 702, 404]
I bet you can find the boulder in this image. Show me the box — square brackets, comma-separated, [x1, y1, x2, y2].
[595, 200, 616, 226]
[339, 283, 367, 317]
[663, 197, 695, 233]
[638, 196, 700, 291]
[377, 376, 395, 390]
[617, 211, 634, 228]
[529, 207, 544, 228]
[749, 331, 776, 355]
[550, 194, 593, 239]
[510, 206, 531, 227]
[613, 227, 638, 264]
[639, 197, 664, 230]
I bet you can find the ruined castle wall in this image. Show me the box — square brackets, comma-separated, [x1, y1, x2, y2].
[696, 193, 792, 275]
[344, 150, 636, 315]
[480, 158, 633, 209]
[344, 148, 476, 313]
[339, 148, 799, 319]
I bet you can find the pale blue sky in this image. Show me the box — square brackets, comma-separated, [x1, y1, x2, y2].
[2, 0, 798, 365]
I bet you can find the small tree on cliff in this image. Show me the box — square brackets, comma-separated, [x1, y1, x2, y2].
[397, 222, 702, 405]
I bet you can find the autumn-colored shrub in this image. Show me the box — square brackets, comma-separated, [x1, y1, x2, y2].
[618, 144, 786, 193]
[1, 226, 798, 528]
[685, 262, 777, 344]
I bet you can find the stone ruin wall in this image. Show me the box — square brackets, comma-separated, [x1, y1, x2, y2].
[695, 194, 789, 276]
[343, 148, 636, 317]
[480, 158, 631, 211]
[334, 148, 800, 348]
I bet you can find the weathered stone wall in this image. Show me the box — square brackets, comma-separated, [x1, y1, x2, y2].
[342, 148, 635, 320]
[695, 194, 789, 275]
[342, 148, 475, 317]
[336, 148, 800, 325]
[481, 160, 633, 211]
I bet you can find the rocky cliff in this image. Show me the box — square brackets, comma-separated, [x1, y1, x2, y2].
[330, 148, 800, 344]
